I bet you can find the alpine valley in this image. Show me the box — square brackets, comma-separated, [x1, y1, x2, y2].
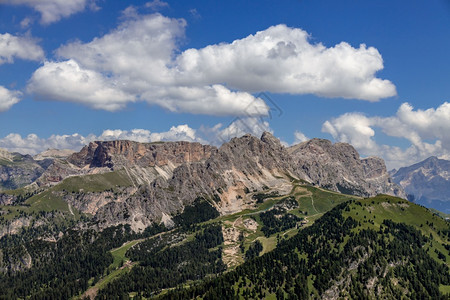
[0, 133, 448, 299]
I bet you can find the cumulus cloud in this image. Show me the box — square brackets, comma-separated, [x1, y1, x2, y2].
[20, 17, 33, 29]
[322, 102, 450, 169]
[0, 133, 90, 154]
[176, 25, 396, 101]
[0, 33, 44, 65]
[293, 130, 309, 144]
[28, 11, 395, 116]
[0, 0, 97, 24]
[27, 60, 136, 111]
[143, 85, 269, 116]
[0, 86, 22, 112]
[97, 125, 206, 144]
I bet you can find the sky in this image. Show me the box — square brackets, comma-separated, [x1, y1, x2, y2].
[0, 0, 449, 169]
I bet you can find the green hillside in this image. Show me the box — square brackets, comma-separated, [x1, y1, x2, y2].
[0, 169, 132, 222]
[159, 196, 450, 300]
[1, 180, 449, 299]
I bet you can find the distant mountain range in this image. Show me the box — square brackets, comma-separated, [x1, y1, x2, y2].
[391, 156, 450, 214]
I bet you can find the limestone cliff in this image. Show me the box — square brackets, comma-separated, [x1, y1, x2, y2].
[288, 138, 405, 198]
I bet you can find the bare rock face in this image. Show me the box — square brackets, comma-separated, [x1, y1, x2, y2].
[36, 140, 216, 187]
[93, 133, 294, 230]
[68, 140, 216, 169]
[288, 139, 405, 198]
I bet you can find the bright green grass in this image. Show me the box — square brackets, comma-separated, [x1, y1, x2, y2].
[83, 239, 143, 296]
[26, 190, 70, 212]
[257, 235, 278, 255]
[96, 268, 131, 291]
[439, 284, 450, 295]
[1, 186, 35, 196]
[110, 240, 141, 270]
[300, 185, 358, 215]
[211, 185, 356, 256]
[53, 170, 133, 193]
[343, 195, 450, 266]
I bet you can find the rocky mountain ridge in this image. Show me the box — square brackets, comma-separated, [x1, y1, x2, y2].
[0, 133, 405, 230]
[288, 138, 404, 197]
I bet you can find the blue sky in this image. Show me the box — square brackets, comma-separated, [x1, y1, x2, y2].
[0, 0, 449, 169]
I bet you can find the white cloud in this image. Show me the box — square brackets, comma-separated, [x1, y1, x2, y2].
[1, 0, 97, 24]
[176, 25, 396, 101]
[293, 130, 309, 144]
[322, 102, 450, 169]
[27, 60, 136, 111]
[55, 13, 186, 87]
[322, 113, 377, 154]
[143, 85, 269, 116]
[189, 9, 201, 19]
[28, 12, 396, 116]
[0, 133, 90, 154]
[0, 86, 22, 112]
[0, 33, 44, 65]
[97, 125, 206, 144]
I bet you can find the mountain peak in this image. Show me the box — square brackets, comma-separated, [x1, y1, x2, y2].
[260, 131, 282, 148]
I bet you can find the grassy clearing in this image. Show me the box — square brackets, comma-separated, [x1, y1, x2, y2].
[439, 284, 450, 295]
[80, 239, 143, 299]
[110, 240, 142, 270]
[217, 184, 356, 263]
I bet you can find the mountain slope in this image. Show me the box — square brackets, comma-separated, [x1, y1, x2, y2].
[0, 179, 444, 299]
[158, 195, 450, 300]
[392, 156, 450, 213]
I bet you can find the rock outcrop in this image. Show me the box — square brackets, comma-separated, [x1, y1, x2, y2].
[68, 140, 216, 169]
[288, 139, 405, 198]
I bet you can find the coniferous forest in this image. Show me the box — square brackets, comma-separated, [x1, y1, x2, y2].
[0, 191, 449, 299]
